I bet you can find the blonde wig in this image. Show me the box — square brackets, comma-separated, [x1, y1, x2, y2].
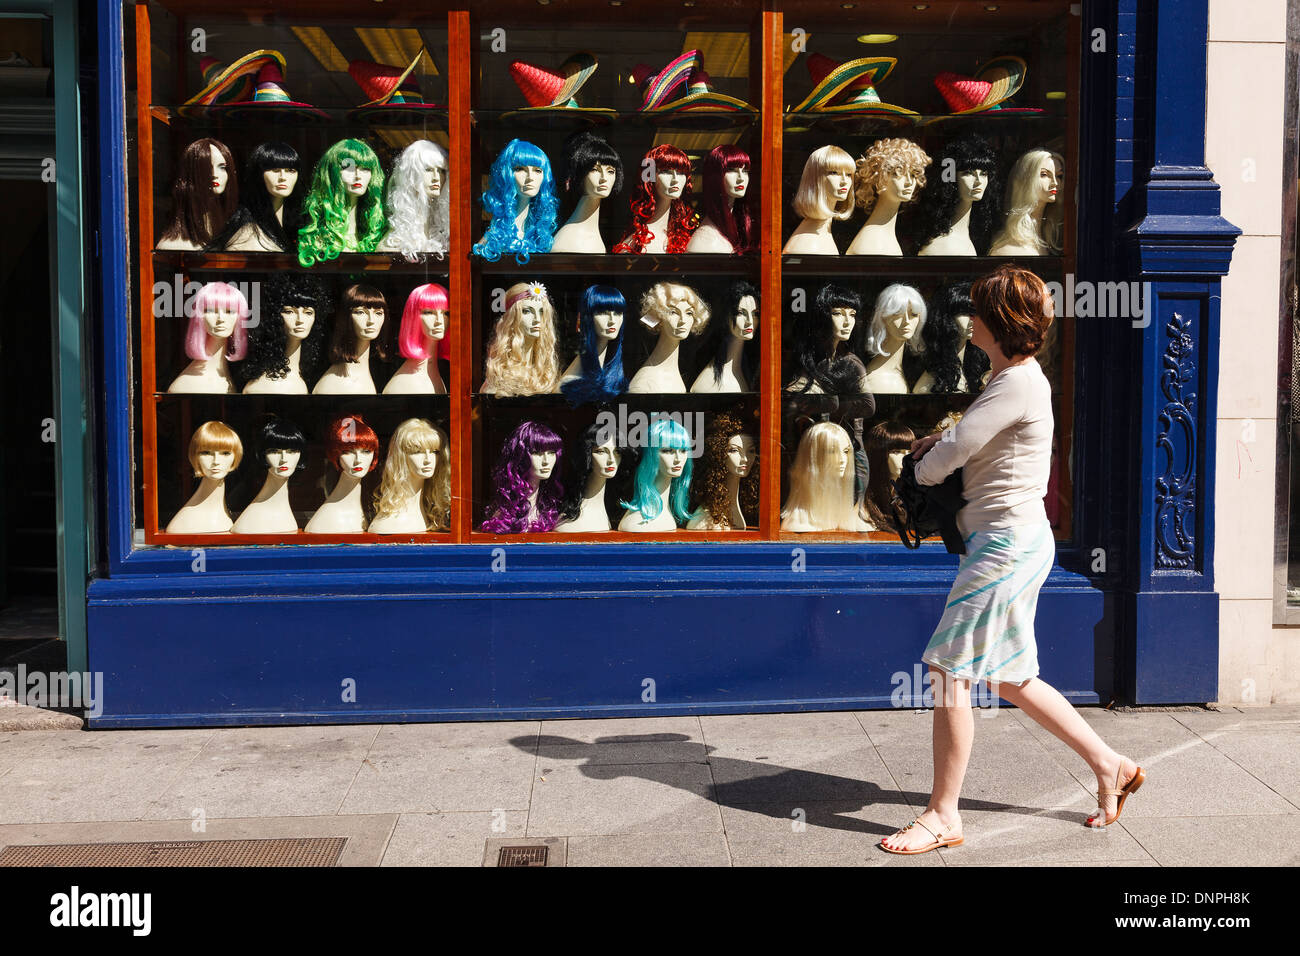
[639, 281, 711, 337]
[372, 418, 451, 531]
[792, 145, 856, 222]
[482, 282, 559, 396]
[187, 420, 243, 475]
[780, 422, 861, 532]
[990, 148, 1065, 255]
[853, 138, 931, 217]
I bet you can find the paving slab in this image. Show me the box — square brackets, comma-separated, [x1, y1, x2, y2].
[853, 707, 943, 746]
[935, 806, 1155, 866]
[537, 740, 708, 765]
[536, 715, 702, 745]
[380, 811, 529, 866]
[567, 831, 732, 867]
[338, 744, 537, 814]
[704, 737, 898, 807]
[369, 721, 540, 752]
[719, 801, 943, 867]
[1120, 814, 1300, 867]
[525, 761, 721, 837]
[1170, 727, 1300, 809]
[698, 711, 867, 743]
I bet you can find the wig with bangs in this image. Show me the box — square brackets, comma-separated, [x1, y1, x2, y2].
[241, 273, 330, 388]
[479, 420, 565, 533]
[863, 419, 915, 531]
[297, 138, 387, 267]
[916, 281, 990, 394]
[159, 138, 238, 248]
[207, 140, 301, 253]
[324, 413, 379, 472]
[559, 284, 627, 405]
[699, 144, 755, 254]
[188, 420, 243, 475]
[780, 421, 863, 532]
[853, 138, 931, 218]
[482, 282, 559, 396]
[620, 418, 694, 526]
[865, 283, 927, 357]
[255, 415, 307, 473]
[472, 139, 558, 263]
[186, 281, 249, 361]
[380, 140, 450, 261]
[372, 417, 451, 531]
[910, 135, 999, 253]
[792, 145, 855, 221]
[329, 284, 390, 364]
[398, 283, 450, 361]
[785, 283, 870, 397]
[613, 144, 698, 254]
[641, 281, 710, 336]
[559, 130, 624, 213]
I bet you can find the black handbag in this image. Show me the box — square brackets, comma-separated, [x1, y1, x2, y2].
[890, 454, 967, 554]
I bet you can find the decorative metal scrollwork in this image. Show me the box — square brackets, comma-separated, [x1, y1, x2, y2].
[1154, 311, 1196, 569]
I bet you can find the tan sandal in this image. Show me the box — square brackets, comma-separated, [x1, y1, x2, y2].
[1087, 761, 1145, 827]
[879, 817, 964, 855]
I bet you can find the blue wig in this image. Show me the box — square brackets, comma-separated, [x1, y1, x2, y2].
[472, 139, 559, 264]
[560, 285, 627, 406]
[620, 418, 693, 525]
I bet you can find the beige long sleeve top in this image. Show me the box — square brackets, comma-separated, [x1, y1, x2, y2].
[914, 357, 1054, 536]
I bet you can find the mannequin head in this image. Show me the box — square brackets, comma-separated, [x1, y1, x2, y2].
[558, 422, 623, 524]
[373, 417, 451, 531]
[398, 283, 450, 361]
[787, 283, 865, 395]
[205, 141, 301, 253]
[329, 284, 389, 364]
[483, 281, 559, 396]
[613, 144, 697, 254]
[691, 410, 759, 527]
[866, 284, 927, 357]
[560, 284, 627, 405]
[854, 138, 930, 218]
[188, 420, 243, 480]
[781, 421, 859, 531]
[255, 416, 307, 480]
[474, 139, 559, 263]
[994, 148, 1065, 254]
[560, 130, 624, 210]
[919, 282, 990, 393]
[185, 281, 249, 362]
[700, 144, 755, 254]
[911, 135, 999, 252]
[382, 139, 451, 260]
[863, 420, 915, 530]
[792, 145, 856, 222]
[640, 282, 710, 344]
[479, 420, 565, 533]
[700, 280, 760, 391]
[620, 418, 694, 526]
[241, 273, 330, 387]
[969, 263, 1054, 359]
[297, 138, 387, 266]
[160, 138, 238, 247]
[324, 414, 379, 479]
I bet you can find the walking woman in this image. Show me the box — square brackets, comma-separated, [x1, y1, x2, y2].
[880, 264, 1144, 854]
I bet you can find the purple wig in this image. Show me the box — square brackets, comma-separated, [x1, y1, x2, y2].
[398, 283, 450, 361]
[185, 281, 249, 361]
[479, 421, 565, 533]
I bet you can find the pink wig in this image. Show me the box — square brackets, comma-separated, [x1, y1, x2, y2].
[185, 281, 249, 361]
[398, 283, 451, 361]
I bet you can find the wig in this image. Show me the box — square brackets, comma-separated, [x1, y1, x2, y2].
[324, 413, 380, 472]
[613, 145, 698, 254]
[699, 144, 755, 254]
[558, 422, 621, 524]
[689, 410, 759, 528]
[482, 281, 559, 396]
[698, 280, 760, 392]
[297, 138, 387, 267]
[255, 415, 308, 473]
[863, 420, 915, 532]
[329, 284, 390, 364]
[240, 273, 330, 387]
[159, 138, 238, 248]
[620, 417, 694, 526]
[559, 284, 627, 405]
[479, 420, 565, 533]
[206, 141, 301, 253]
[780, 421, 861, 532]
[865, 284, 928, 357]
[990, 148, 1065, 255]
[559, 130, 624, 216]
[398, 283, 451, 361]
[188, 420, 243, 475]
[853, 138, 931, 218]
[472, 139, 559, 263]
[380, 140, 450, 261]
[909, 135, 999, 253]
[372, 418, 451, 532]
[185, 281, 249, 362]
[916, 282, 990, 394]
[791, 145, 855, 221]
[640, 281, 710, 337]
[786, 283, 867, 395]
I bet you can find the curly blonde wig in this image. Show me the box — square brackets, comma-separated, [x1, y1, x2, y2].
[853, 138, 931, 217]
[372, 418, 451, 531]
[792, 145, 856, 222]
[482, 282, 559, 396]
[639, 282, 710, 337]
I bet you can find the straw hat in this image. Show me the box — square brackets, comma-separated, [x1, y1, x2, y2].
[934, 55, 1040, 114]
[503, 52, 615, 124]
[180, 50, 285, 114]
[632, 50, 753, 115]
[789, 54, 915, 116]
[348, 48, 443, 123]
[214, 62, 328, 120]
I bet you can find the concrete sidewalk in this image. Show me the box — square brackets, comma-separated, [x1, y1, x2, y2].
[0, 705, 1296, 866]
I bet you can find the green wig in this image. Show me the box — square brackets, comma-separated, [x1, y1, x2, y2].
[297, 139, 387, 267]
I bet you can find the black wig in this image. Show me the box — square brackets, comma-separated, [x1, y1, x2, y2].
[785, 283, 873, 402]
[237, 273, 331, 388]
[908, 135, 1000, 254]
[558, 422, 619, 524]
[696, 280, 760, 392]
[255, 415, 309, 472]
[558, 130, 624, 219]
[917, 282, 990, 394]
[207, 141, 303, 253]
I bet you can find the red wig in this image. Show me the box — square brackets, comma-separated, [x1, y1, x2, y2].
[700, 144, 754, 254]
[613, 144, 698, 254]
[325, 413, 380, 472]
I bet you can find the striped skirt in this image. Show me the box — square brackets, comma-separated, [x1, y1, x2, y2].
[922, 519, 1056, 685]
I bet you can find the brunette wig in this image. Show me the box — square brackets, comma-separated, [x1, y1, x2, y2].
[240, 273, 330, 387]
[479, 420, 566, 533]
[206, 141, 301, 253]
[328, 284, 391, 364]
[916, 282, 990, 394]
[909, 135, 999, 254]
[863, 420, 915, 532]
[612, 144, 698, 254]
[557, 422, 621, 524]
[160, 138, 238, 248]
[785, 283, 870, 397]
[689, 410, 759, 528]
[324, 413, 380, 472]
[699, 144, 755, 254]
[697, 280, 760, 392]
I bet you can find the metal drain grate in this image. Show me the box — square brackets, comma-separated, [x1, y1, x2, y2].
[497, 845, 548, 867]
[0, 837, 347, 867]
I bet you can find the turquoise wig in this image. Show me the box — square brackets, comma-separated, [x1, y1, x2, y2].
[620, 417, 694, 525]
[471, 139, 558, 264]
[297, 139, 387, 267]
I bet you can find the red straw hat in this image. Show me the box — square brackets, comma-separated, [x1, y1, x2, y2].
[504, 52, 613, 124]
[933, 55, 1040, 114]
[348, 49, 442, 122]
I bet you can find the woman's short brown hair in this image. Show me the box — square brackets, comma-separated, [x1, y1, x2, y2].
[970, 264, 1054, 358]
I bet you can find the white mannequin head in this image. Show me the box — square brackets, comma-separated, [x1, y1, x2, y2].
[957, 168, 988, 203]
[640, 282, 710, 344]
[866, 284, 927, 356]
[514, 164, 543, 198]
[263, 165, 297, 202]
[210, 143, 229, 196]
[792, 145, 856, 221]
[529, 447, 556, 484]
[592, 439, 621, 477]
[188, 421, 242, 480]
[723, 165, 749, 200]
[594, 310, 623, 342]
[732, 295, 757, 341]
[282, 303, 315, 340]
[725, 434, 756, 478]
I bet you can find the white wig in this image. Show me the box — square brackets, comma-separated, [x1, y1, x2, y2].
[865, 284, 927, 356]
[380, 140, 450, 261]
